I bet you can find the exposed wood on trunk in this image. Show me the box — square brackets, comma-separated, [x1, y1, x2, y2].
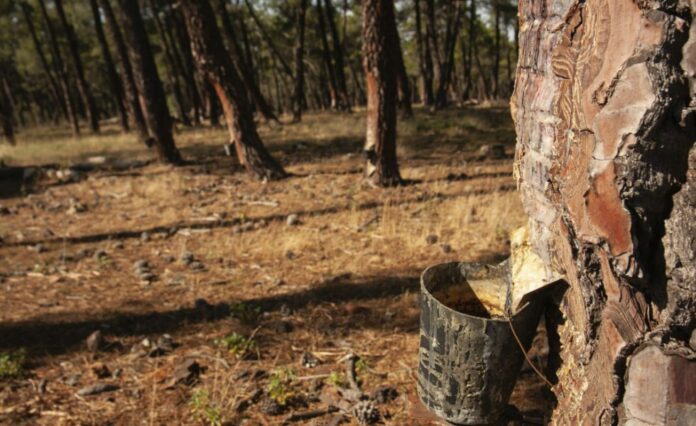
[116, 0, 182, 164]
[99, 0, 148, 141]
[213, 0, 279, 124]
[54, 0, 100, 133]
[180, 0, 287, 181]
[362, 0, 401, 187]
[89, 0, 128, 132]
[513, 0, 696, 422]
[292, 0, 308, 122]
[37, 0, 80, 136]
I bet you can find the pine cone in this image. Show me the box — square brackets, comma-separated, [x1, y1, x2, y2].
[351, 400, 380, 425]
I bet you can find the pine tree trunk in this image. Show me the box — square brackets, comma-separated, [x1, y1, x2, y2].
[323, 0, 351, 111]
[292, 0, 308, 122]
[396, 36, 414, 118]
[180, 0, 287, 181]
[89, 0, 128, 132]
[434, 1, 462, 109]
[316, 0, 341, 110]
[0, 82, 15, 145]
[414, 0, 434, 107]
[362, 0, 401, 187]
[513, 0, 696, 423]
[19, 3, 67, 122]
[148, 0, 191, 127]
[37, 0, 80, 136]
[116, 0, 182, 164]
[54, 0, 100, 133]
[99, 0, 149, 142]
[213, 0, 279, 125]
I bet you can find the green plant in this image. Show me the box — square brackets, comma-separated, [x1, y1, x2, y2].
[0, 349, 25, 379]
[267, 367, 296, 406]
[189, 389, 222, 426]
[215, 333, 257, 359]
[230, 302, 261, 324]
[325, 371, 346, 387]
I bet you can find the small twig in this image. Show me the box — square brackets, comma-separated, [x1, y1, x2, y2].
[285, 406, 338, 422]
[506, 319, 554, 388]
[344, 353, 361, 393]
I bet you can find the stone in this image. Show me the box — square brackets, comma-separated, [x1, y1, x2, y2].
[85, 330, 103, 352]
[440, 244, 453, 253]
[286, 214, 300, 226]
[425, 234, 438, 245]
[133, 259, 149, 270]
[93, 250, 108, 260]
[180, 251, 195, 265]
[140, 232, 150, 242]
[189, 261, 205, 271]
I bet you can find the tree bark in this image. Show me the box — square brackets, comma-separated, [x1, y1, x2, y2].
[513, 0, 696, 423]
[0, 76, 15, 145]
[148, 0, 191, 127]
[414, 0, 434, 106]
[89, 0, 128, 132]
[434, 1, 462, 109]
[54, 0, 100, 133]
[423, 0, 442, 98]
[37, 0, 80, 136]
[99, 0, 149, 141]
[116, 0, 182, 164]
[362, 0, 402, 187]
[316, 0, 341, 110]
[180, 0, 287, 181]
[213, 0, 279, 124]
[395, 32, 414, 118]
[323, 0, 351, 110]
[292, 0, 308, 122]
[492, 0, 500, 99]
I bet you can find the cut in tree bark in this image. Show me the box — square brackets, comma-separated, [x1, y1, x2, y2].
[116, 0, 182, 164]
[89, 0, 128, 132]
[180, 0, 287, 181]
[37, 0, 80, 136]
[54, 0, 100, 133]
[292, 0, 308, 122]
[362, 0, 402, 187]
[513, 0, 696, 423]
[99, 0, 148, 142]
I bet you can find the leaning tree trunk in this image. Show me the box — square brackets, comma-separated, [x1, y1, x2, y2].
[179, 0, 287, 181]
[513, 0, 696, 423]
[54, 0, 100, 133]
[100, 0, 149, 142]
[362, 0, 402, 187]
[116, 0, 182, 164]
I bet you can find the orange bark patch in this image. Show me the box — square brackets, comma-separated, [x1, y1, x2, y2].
[586, 163, 632, 256]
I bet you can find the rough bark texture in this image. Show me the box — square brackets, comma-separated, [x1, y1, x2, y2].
[512, 0, 696, 423]
[362, 0, 402, 187]
[54, 0, 100, 133]
[116, 0, 182, 164]
[100, 0, 148, 142]
[180, 0, 287, 181]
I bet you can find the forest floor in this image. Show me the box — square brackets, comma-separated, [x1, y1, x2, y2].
[0, 106, 552, 425]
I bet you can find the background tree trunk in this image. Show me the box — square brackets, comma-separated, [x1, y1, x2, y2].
[513, 0, 696, 423]
[414, 0, 434, 107]
[89, 0, 128, 132]
[323, 0, 351, 111]
[116, 0, 182, 164]
[100, 0, 148, 142]
[292, 0, 308, 122]
[362, 0, 401, 187]
[180, 0, 287, 181]
[54, 0, 100, 133]
[37, 0, 80, 136]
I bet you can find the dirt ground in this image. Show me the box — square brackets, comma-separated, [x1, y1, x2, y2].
[0, 107, 553, 425]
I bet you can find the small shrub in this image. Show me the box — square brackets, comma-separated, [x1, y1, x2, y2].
[267, 367, 296, 406]
[189, 389, 222, 426]
[325, 371, 346, 388]
[215, 333, 257, 359]
[230, 302, 261, 324]
[0, 349, 25, 379]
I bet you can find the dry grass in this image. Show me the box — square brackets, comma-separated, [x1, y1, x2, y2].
[0, 107, 545, 425]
